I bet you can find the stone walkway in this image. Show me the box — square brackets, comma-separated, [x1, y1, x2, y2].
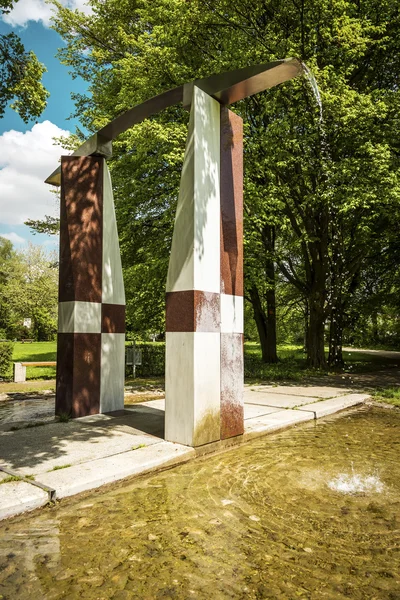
[0, 385, 369, 520]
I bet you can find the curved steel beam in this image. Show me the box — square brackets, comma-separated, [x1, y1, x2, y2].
[45, 58, 303, 185]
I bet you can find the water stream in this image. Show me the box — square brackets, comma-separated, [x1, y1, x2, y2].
[301, 62, 324, 125]
[0, 406, 399, 599]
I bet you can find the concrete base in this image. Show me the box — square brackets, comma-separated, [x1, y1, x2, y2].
[0, 385, 370, 520]
[0, 478, 48, 520]
[13, 363, 26, 383]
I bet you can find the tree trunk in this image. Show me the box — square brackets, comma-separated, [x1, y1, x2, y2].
[303, 300, 309, 351]
[249, 286, 278, 363]
[371, 313, 379, 345]
[265, 253, 278, 363]
[306, 297, 326, 368]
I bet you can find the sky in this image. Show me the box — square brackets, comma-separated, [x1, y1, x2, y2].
[0, 0, 92, 250]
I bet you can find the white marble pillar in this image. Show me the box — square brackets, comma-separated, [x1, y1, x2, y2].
[165, 86, 221, 446]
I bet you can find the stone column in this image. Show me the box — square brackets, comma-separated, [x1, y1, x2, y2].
[56, 156, 125, 418]
[165, 87, 244, 446]
[165, 86, 221, 446]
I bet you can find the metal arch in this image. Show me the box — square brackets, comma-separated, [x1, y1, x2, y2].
[45, 58, 303, 186]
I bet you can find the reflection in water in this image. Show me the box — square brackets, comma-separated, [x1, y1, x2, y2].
[0, 406, 399, 599]
[0, 397, 54, 425]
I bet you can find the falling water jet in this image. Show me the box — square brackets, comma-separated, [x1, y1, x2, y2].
[301, 62, 324, 125]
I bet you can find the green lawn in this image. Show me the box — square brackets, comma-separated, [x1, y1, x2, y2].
[6, 340, 400, 387]
[12, 341, 56, 380]
[372, 387, 400, 408]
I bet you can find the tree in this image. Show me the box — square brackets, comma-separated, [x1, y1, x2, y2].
[50, 0, 400, 365]
[0, 241, 58, 340]
[0, 1, 49, 122]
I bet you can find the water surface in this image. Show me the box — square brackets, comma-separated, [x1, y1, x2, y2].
[0, 406, 399, 599]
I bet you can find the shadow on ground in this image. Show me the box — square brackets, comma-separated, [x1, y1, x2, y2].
[0, 406, 164, 474]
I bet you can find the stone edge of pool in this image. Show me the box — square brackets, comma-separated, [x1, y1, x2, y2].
[0, 392, 369, 521]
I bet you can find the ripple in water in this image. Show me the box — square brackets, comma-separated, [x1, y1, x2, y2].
[328, 471, 384, 494]
[0, 406, 398, 599]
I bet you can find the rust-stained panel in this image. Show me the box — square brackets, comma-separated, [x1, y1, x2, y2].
[59, 156, 103, 303]
[166, 290, 220, 332]
[220, 332, 244, 439]
[56, 333, 101, 418]
[220, 108, 243, 297]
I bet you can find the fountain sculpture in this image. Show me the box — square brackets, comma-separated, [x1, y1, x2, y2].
[45, 58, 303, 446]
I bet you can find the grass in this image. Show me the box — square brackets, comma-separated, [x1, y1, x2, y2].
[0, 380, 55, 394]
[49, 464, 71, 472]
[244, 343, 400, 382]
[12, 341, 56, 380]
[57, 413, 71, 423]
[0, 474, 35, 484]
[244, 343, 318, 382]
[132, 444, 147, 450]
[0, 475, 22, 484]
[372, 387, 400, 407]
[3, 340, 399, 391]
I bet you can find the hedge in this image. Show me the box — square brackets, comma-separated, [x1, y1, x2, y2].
[126, 342, 165, 377]
[0, 341, 14, 380]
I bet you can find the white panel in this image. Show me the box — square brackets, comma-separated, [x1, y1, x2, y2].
[193, 87, 221, 293]
[165, 332, 221, 447]
[166, 86, 220, 294]
[165, 332, 194, 446]
[58, 301, 101, 333]
[100, 333, 125, 413]
[166, 105, 195, 293]
[220, 294, 244, 334]
[193, 332, 221, 445]
[102, 164, 125, 305]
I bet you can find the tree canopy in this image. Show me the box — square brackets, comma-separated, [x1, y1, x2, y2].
[0, 238, 58, 340]
[35, 0, 400, 362]
[0, 0, 49, 122]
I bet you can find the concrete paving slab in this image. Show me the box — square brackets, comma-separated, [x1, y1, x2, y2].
[247, 385, 351, 398]
[0, 419, 162, 476]
[131, 399, 166, 410]
[38, 442, 195, 499]
[0, 481, 48, 520]
[244, 391, 317, 408]
[244, 404, 282, 420]
[244, 409, 314, 441]
[297, 394, 369, 418]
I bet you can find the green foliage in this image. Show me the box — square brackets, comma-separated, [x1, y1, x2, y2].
[57, 413, 71, 423]
[25, 215, 60, 236]
[49, 0, 400, 363]
[0, 0, 19, 13]
[0, 242, 58, 341]
[127, 342, 165, 377]
[372, 387, 400, 408]
[0, 29, 48, 122]
[0, 340, 13, 379]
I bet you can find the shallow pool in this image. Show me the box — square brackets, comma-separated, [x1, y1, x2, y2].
[0, 405, 399, 599]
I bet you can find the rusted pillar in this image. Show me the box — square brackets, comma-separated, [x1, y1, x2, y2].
[56, 156, 125, 418]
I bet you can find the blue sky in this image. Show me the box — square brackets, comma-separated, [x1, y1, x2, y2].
[0, 1, 90, 250]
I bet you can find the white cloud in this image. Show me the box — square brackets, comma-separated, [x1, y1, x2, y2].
[0, 232, 27, 245]
[2, 0, 92, 28]
[0, 120, 70, 225]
